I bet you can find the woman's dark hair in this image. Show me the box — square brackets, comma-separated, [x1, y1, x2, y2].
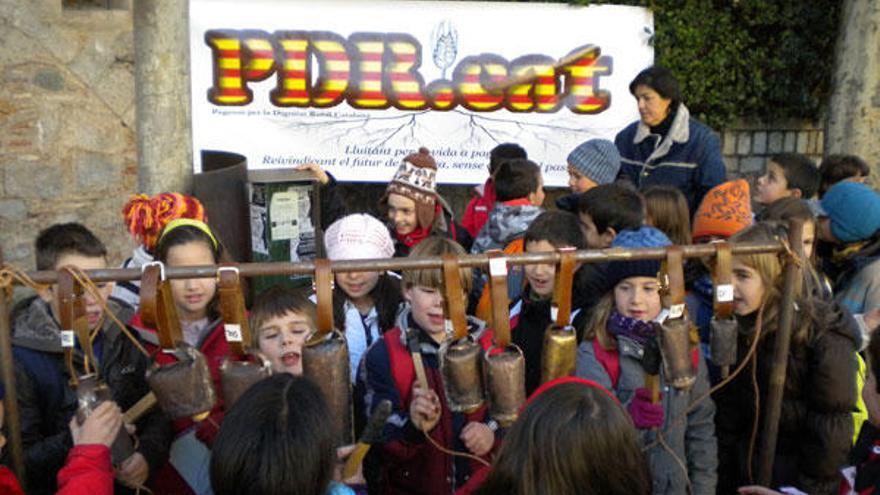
[210, 374, 336, 495]
[155, 223, 228, 320]
[629, 65, 682, 109]
[475, 382, 651, 495]
[333, 271, 402, 333]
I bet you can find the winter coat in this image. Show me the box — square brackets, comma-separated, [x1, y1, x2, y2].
[0, 444, 116, 495]
[470, 201, 543, 254]
[840, 422, 880, 494]
[832, 235, 880, 342]
[10, 296, 172, 495]
[576, 333, 718, 495]
[357, 307, 498, 495]
[713, 301, 858, 495]
[462, 178, 496, 238]
[615, 104, 726, 214]
[111, 244, 153, 312]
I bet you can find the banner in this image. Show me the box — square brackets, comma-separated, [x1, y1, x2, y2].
[190, 0, 654, 186]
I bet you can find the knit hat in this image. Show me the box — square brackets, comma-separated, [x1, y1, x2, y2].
[123, 192, 206, 252]
[820, 181, 880, 243]
[566, 139, 621, 186]
[692, 179, 753, 241]
[603, 227, 672, 290]
[324, 214, 395, 260]
[383, 147, 438, 230]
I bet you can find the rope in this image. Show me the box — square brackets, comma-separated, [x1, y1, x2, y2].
[0, 263, 50, 296]
[422, 429, 491, 467]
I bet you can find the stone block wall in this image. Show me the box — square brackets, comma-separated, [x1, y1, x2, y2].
[0, 1, 138, 269]
[720, 120, 825, 178]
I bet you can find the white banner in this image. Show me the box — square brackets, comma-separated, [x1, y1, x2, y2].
[190, 0, 654, 186]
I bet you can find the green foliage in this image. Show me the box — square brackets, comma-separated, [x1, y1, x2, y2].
[514, 0, 841, 129]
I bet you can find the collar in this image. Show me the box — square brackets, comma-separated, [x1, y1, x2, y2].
[501, 198, 533, 207]
[633, 103, 691, 149]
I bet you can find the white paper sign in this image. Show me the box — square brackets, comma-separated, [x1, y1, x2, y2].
[61, 330, 75, 348]
[190, 0, 654, 186]
[225, 324, 243, 343]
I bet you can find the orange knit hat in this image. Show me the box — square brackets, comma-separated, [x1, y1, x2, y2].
[692, 179, 753, 241]
[123, 192, 207, 252]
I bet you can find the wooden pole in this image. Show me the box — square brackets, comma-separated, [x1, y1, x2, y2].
[0, 248, 26, 486]
[757, 219, 804, 485]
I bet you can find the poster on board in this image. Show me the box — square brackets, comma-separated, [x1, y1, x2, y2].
[189, 0, 654, 186]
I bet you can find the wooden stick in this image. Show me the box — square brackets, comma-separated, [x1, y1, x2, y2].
[0, 249, 26, 487]
[123, 392, 158, 424]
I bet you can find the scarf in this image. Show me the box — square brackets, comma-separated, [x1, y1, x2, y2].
[396, 226, 431, 248]
[606, 309, 657, 347]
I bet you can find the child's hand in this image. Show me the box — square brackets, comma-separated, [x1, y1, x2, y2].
[334, 444, 366, 485]
[295, 163, 330, 185]
[70, 401, 122, 447]
[460, 422, 494, 456]
[409, 383, 441, 432]
[117, 452, 149, 488]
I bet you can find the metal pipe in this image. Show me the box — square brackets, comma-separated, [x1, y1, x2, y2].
[757, 219, 804, 485]
[0, 249, 26, 486]
[17, 241, 783, 285]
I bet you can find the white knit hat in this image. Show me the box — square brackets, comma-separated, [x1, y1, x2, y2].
[324, 214, 395, 260]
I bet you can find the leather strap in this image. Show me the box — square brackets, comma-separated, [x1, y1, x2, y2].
[315, 259, 333, 336]
[712, 242, 734, 319]
[665, 246, 686, 319]
[139, 263, 161, 330]
[552, 248, 576, 327]
[487, 250, 511, 347]
[218, 266, 250, 356]
[57, 269, 78, 383]
[142, 263, 183, 350]
[442, 254, 468, 341]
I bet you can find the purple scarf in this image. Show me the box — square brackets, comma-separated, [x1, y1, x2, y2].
[606, 310, 657, 346]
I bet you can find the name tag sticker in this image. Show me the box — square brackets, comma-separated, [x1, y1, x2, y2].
[225, 324, 243, 342]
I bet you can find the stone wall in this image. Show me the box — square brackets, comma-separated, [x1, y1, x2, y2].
[0, 0, 137, 269]
[720, 120, 825, 179]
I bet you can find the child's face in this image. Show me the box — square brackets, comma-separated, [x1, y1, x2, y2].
[732, 258, 765, 316]
[578, 212, 612, 249]
[756, 161, 795, 204]
[801, 220, 816, 259]
[404, 285, 445, 341]
[567, 165, 598, 194]
[387, 193, 419, 235]
[336, 271, 380, 304]
[44, 253, 113, 331]
[166, 241, 217, 321]
[613, 276, 661, 321]
[527, 175, 546, 206]
[524, 240, 558, 299]
[256, 310, 313, 375]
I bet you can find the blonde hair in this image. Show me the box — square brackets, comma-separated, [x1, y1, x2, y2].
[403, 236, 473, 293]
[582, 294, 617, 350]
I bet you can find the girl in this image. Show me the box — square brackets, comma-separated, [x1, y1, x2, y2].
[472, 377, 651, 495]
[714, 222, 857, 494]
[643, 185, 691, 246]
[250, 285, 317, 376]
[129, 218, 231, 495]
[575, 227, 717, 495]
[323, 214, 403, 381]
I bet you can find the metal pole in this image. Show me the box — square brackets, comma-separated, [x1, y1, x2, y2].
[757, 219, 804, 485]
[18, 242, 784, 285]
[0, 248, 26, 486]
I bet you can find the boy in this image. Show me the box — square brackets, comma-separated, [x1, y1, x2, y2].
[510, 211, 589, 395]
[461, 143, 528, 238]
[818, 154, 871, 198]
[470, 158, 545, 254]
[556, 138, 622, 212]
[11, 223, 171, 494]
[576, 183, 644, 249]
[250, 284, 317, 376]
[358, 236, 498, 495]
[755, 152, 821, 205]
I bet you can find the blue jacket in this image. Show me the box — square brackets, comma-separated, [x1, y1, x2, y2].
[615, 104, 726, 213]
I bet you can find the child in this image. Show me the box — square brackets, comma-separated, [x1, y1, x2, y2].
[575, 183, 644, 249]
[471, 378, 651, 495]
[511, 210, 589, 395]
[462, 143, 528, 238]
[250, 284, 317, 375]
[323, 214, 402, 381]
[755, 153, 820, 205]
[210, 374, 355, 495]
[555, 138, 622, 212]
[643, 185, 691, 246]
[358, 236, 498, 495]
[381, 147, 472, 257]
[116, 192, 207, 310]
[576, 226, 717, 495]
[11, 223, 171, 494]
[470, 157, 545, 254]
[758, 197, 817, 260]
[818, 153, 870, 198]
[714, 222, 857, 494]
[129, 218, 231, 494]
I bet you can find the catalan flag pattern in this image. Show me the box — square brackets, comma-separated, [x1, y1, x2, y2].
[207, 36, 250, 105]
[565, 53, 612, 114]
[312, 37, 350, 107]
[457, 59, 507, 111]
[507, 59, 558, 112]
[351, 39, 388, 108]
[387, 39, 426, 110]
[243, 37, 275, 81]
[273, 37, 310, 106]
[427, 82, 455, 110]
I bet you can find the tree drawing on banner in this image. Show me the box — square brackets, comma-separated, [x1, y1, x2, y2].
[431, 20, 458, 80]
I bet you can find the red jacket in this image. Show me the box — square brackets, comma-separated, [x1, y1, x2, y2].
[57, 445, 114, 495]
[461, 179, 496, 238]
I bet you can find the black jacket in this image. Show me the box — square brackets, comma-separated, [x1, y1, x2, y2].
[714, 300, 858, 495]
[10, 296, 172, 494]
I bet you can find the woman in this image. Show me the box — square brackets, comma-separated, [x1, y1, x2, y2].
[615, 66, 726, 214]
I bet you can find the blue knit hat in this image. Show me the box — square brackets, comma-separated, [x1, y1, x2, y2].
[820, 182, 880, 243]
[566, 139, 621, 185]
[603, 227, 672, 291]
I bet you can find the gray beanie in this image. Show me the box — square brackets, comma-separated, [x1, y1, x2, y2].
[566, 139, 621, 185]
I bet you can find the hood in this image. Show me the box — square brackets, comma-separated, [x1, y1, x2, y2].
[474, 204, 543, 252]
[12, 296, 135, 353]
[633, 103, 691, 163]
